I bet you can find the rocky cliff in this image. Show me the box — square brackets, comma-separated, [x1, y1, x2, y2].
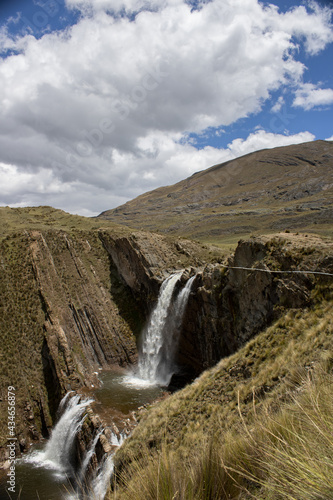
[112, 233, 333, 493]
[175, 232, 333, 382]
[98, 230, 215, 312]
[0, 206, 332, 487]
[0, 226, 137, 463]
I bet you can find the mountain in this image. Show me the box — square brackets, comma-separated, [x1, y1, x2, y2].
[99, 140, 333, 244]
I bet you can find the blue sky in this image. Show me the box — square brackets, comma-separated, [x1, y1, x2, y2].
[0, 0, 332, 216]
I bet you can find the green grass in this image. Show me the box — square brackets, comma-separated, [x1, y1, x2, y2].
[0, 206, 132, 241]
[0, 232, 51, 447]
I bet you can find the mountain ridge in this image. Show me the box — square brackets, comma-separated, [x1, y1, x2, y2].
[99, 140, 333, 244]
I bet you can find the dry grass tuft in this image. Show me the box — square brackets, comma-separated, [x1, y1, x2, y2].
[111, 290, 333, 499]
[111, 365, 333, 500]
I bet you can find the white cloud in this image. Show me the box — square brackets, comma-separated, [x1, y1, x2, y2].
[0, 0, 332, 214]
[221, 130, 315, 159]
[271, 96, 285, 113]
[274, 2, 333, 55]
[293, 83, 333, 110]
[326, 135, 333, 141]
[65, 0, 162, 14]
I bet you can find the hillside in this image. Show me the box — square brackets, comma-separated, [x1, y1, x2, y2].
[99, 140, 333, 245]
[111, 232, 333, 499]
[112, 288, 333, 499]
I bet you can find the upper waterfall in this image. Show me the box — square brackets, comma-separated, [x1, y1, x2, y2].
[138, 272, 195, 386]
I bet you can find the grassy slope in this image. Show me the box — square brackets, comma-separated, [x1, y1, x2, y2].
[0, 232, 48, 443]
[0, 205, 131, 239]
[99, 140, 333, 244]
[111, 283, 333, 499]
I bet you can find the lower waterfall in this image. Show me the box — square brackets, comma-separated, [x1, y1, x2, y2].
[79, 429, 103, 483]
[90, 433, 124, 500]
[138, 272, 195, 386]
[26, 393, 93, 477]
[22, 392, 124, 500]
[67, 430, 124, 500]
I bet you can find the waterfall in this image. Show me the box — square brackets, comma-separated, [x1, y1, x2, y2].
[90, 433, 124, 500]
[25, 393, 93, 477]
[66, 432, 124, 500]
[79, 429, 103, 482]
[138, 272, 195, 386]
[91, 455, 115, 500]
[157, 274, 196, 385]
[138, 273, 181, 384]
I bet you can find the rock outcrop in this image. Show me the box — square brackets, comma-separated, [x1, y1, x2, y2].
[0, 228, 139, 463]
[98, 231, 211, 313]
[175, 233, 333, 381]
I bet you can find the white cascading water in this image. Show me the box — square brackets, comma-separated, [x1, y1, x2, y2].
[25, 393, 93, 477]
[79, 429, 103, 483]
[138, 273, 181, 384]
[90, 433, 124, 500]
[138, 273, 195, 386]
[67, 432, 124, 500]
[157, 274, 196, 385]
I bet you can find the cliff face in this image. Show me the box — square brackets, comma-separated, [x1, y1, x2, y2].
[98, 230, 210, 312]
[174, 233, 333, 381]
[30, 230, 139, 393]
[0, 228, 139, 461]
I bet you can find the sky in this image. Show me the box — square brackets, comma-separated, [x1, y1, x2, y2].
[0, 0, 332, 216]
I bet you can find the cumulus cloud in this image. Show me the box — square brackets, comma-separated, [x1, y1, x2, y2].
[271, 96, 285, 113]
[0, 0, 332, 214]
[274, 2, 333, 55]
[293, 83, 333, 110]
[65, 0, 161, 14]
